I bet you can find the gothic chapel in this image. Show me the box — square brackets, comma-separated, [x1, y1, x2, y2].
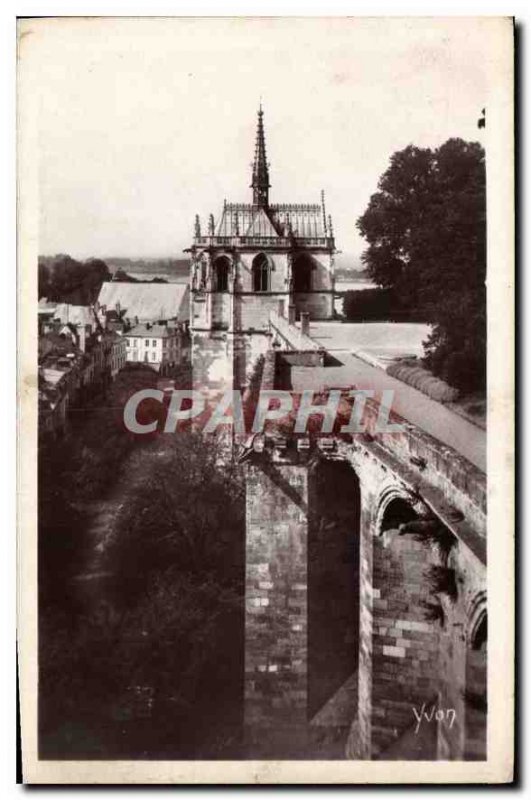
[188, 105, 336, 390]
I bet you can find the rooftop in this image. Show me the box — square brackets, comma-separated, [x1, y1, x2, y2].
[97, 282, 190, 323]
[127, 324, 179, 339]
[53, 303, 97, 328]
[192, 107, 335, 249]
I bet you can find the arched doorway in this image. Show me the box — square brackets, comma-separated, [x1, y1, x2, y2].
[308, 460, 361, 719]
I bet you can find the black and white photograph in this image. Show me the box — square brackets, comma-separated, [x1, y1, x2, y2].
[16, 15, 514, 784]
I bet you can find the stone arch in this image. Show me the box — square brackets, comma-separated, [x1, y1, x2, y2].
[368, 481, 445, 758]
[466, 590, 487, 648]
[464, 591, 487, 759]
[252, 252, 272, 292]
[374, 483, 422, 536]
[212, 255, 231, 292]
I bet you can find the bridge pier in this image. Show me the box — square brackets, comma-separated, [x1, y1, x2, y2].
[242, 434, 487, 761]
[244, 461, 310, 757]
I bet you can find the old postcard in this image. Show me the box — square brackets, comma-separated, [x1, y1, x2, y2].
[17, 16, 514, 783]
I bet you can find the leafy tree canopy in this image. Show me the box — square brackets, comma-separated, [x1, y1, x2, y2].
[39, 254, 111, 303]
[357, 138, 486, 393]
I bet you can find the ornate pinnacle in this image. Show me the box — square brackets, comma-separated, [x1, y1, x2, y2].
[286, 214, 293, 237]
[321, 190, 328, 235]
[328, 214, 334, 238]
[208, 214, 215, 236]
[251, 104, 271, 207]
[194, 214, 201, 238]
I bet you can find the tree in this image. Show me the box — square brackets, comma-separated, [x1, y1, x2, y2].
[357, 138, 486, 393]
[38, 254, 111, 303]
[39, 386, 246, 757]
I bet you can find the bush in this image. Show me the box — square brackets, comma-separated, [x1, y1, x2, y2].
[342, 288, 423, 322]
[387, 360, 459, 402]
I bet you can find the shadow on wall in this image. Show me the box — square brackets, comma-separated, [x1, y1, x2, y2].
[308, 460, 361, 720]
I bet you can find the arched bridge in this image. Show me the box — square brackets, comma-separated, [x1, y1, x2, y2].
[239, 333, 487, 761]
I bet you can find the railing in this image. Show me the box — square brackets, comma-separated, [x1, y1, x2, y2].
[192, 235, 332, 248]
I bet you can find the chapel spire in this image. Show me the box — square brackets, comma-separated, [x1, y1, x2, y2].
[251, 102, 270, 207]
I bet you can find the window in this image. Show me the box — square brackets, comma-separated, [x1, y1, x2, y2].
[293, 253, 313, 292]
[252, 253, 270, 292]
[133, 339, 138, 347]
[151, 352, 156, 362]
[152, 340, 157, 347]
[213, 256, 230, 292]
[145, 339, 150, 346]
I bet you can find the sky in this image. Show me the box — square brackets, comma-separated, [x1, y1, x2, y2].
[22, 16, 497, 265]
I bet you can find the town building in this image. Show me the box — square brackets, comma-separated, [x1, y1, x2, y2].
[125, 323, 186, 372]
[188, 105, 336, 391]
[38, 302, 127, 442]
[106, 331, 127, 378]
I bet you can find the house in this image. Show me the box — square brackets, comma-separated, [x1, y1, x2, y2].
[125, 323, 185, 373]
[38, 303, 128, 443]
[103, 330, 127, 378]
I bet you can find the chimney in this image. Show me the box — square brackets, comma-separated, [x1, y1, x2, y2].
[115, 301, 121, 315]
[288, 304, 296, 325]
[300, 312, 310, 337]
[278, 299, 286, 318]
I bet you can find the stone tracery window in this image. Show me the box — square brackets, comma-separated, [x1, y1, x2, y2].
[252, 253, 270, 292]
[213, 256, 230, 292]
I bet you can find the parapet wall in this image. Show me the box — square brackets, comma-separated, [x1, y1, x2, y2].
[269, 310, 325, 366]
[251, 344, 486, 555]
[359, 398, 487, 555]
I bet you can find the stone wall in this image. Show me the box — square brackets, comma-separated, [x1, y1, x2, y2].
[244, 462, 310, 757]
[269, 310, 325, 365]
[236, 292, 289, 332]
[293, 291, 335, 320]
[191, 330, 271, 392]
[370, 530, 442, 756]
